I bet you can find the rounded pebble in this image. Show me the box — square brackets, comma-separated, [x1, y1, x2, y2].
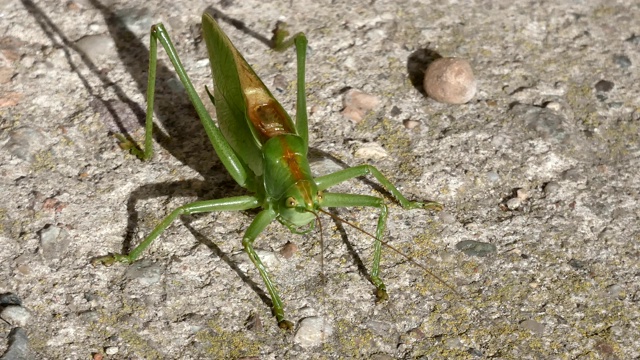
[354, 142, 389, 160]
[506, 197, 521, 210]
[486, 171, 500, 183]
[1, 305, 31, 326]
[75, 34, 116, 63]
[491, 134, 506, 147]
[232, 249, 280, 270]
[424, 57, 476, 104]
[544, 101, 562, 111]
[255, 249, 280, 269]
[279, 241, 298, 259]
[561, 168, 580, 181]
[516, 188, 529, 201]
[272, 74, 288, 93]
[443, 336, 464, 349]
[341, 89, 381, 122]
[310, 158, 343, 176]
[294, 317, 333, 348]
[403, 119, 421, 129]
[438, 211, 456, 224]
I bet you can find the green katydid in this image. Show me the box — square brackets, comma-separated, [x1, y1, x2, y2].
[94, 11, 444, 329]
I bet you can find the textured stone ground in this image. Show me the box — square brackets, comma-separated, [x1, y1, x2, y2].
[1, 0, 639, 359]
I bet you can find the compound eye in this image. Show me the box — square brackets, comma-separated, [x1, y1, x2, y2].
[286, 197, 297, 208]
[317, 191, 324, 201]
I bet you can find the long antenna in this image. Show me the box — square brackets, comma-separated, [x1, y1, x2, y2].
[317, 208, 463, 298]
[309, 210, 328, 341]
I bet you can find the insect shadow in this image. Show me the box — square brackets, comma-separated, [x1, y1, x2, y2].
[88, 0, 219, 177]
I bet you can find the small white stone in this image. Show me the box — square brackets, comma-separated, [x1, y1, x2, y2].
[233, 250, 280, 269]
[403, 119, 421, 129]
[506, 197, 521, 210]
[354, 142, 388, 160]
[516, 188, 529, 201]
[255, 249, 280, 269]
[294, 317, 333, 348]
[545, 101, 562, 111]
[1, 305, 31, 326]
[486, 171, 500, 182]
[438, 211, 456, 224]
[75, 34, 116, 63]
[544, 181, 560, 194]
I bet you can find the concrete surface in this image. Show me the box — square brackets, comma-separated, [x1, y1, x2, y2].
[1, 0, 638, 358]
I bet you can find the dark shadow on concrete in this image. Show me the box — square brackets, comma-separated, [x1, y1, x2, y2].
[407, 48, 442, 95]
[182, 220, 275, 315]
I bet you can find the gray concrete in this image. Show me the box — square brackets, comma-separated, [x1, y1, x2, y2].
[1, 0, 638, 358]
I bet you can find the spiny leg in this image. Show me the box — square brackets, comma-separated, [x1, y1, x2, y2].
[93, 196, 260, 265]
[241, 209, 294, 330]
[115, 20, 159, 160]
[321, 192, 390, 301]
[315, 164, 442, 211]
[125, 22, 251, 188]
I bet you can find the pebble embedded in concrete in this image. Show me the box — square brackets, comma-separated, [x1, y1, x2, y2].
[354, 142, 389, 160]
[39, 225, 70, 261]
[124, 260, 163, 286]
[294, 317, 333, 348]
[74, 34, 116, 63]
[544, 181, 560, 195]
[1, 305, 31, 327]
[403, 119, 421, 129]
[486, 171, 500, 183]
[506, 197, 521, 210]
[341, 89, 381, 122]
[516, 188, 529, 201]
[3, 127, 46, 162]
[455, 240, 497, 257]
[509, 104, 568, 141]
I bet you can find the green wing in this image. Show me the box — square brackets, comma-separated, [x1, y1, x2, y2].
[202, 13, 297, 176]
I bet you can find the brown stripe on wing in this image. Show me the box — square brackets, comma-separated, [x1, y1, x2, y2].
[279, 137, 313, 207]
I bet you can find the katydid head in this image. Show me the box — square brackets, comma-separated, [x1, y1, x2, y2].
[276, 180, 324, 233]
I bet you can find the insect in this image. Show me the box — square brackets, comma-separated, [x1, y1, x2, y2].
[94, 11, 443, 329]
